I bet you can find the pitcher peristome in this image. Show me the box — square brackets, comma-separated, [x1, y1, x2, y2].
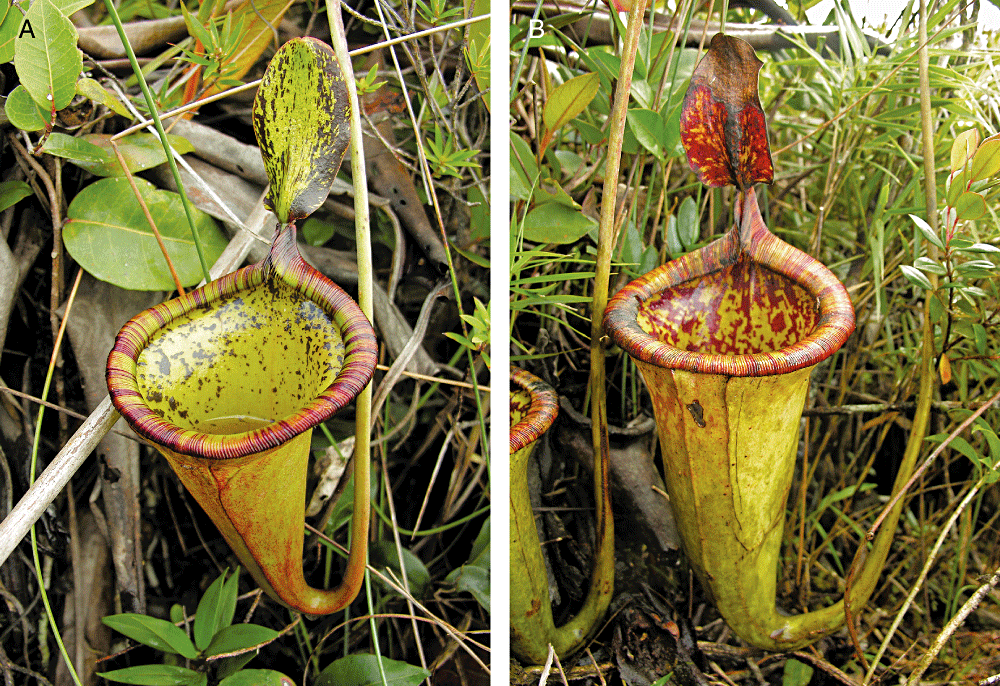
[107, 224, 376, 615]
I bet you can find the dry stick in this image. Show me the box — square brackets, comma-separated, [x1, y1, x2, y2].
[863, 418, 1000, 685]
[110, 139, 186, 295]
[907, 561, 1000, 685]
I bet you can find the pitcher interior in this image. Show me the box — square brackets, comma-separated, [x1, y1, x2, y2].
[134, 278, 346, 433]
[636, 258, 819, 355]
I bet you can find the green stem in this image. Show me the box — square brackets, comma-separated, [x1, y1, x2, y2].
[101, 0, 212, 283]
[30, 269, 84, 686]
[581, 0, 647, 656]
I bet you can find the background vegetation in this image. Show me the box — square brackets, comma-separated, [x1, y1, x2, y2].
[511, 1, 1000, 683]
[0, 0, 490, 682]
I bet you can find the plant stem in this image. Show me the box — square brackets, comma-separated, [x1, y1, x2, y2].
[585, 0, 647, 651]
[101, 0, 212, 283]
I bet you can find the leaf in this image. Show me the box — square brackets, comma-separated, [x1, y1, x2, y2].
[64, 177, 226, 290]
[5, 84, 49, 131]
[0, 1, 19, 63]
[954, 191, 987, 221]
[219, 670, 294, 686]
[680, 33, 772, 189]
[522, 203, 597, 244]
[315, 655, 430, 686]
[14, 0, 82, 110]
[626, 108, 666, 157]
[542, 72, 599, 134]
[950, 128, 979, 173]
[40, 132, 106, 163]
[101, 614, 199, 659]
[970, 134, 1000, 181]
[782, 658, 814, 686]
[71, 133, 195, 177]
[99, 665, 206, 686]
[909, 214, 944, 250]
[510, 132, 539, 202]
[677, 196, 699, 249]
[52, 0, 95, 16]
[204, 624, 279, 657]
[0, 180, 32, 213]
[370, 541, 431, 600]
[252, 37, 350, 223]
[194, 570, 231, 651]
[445, 518, 489, 610]
[900, 264, 933, 290]
[76, 77, 132, 117]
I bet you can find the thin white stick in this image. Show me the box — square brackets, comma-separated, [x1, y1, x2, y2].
[0, 397, 119, 565]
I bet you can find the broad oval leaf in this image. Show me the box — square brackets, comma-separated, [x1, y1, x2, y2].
[204, 624, 280, 657]
[677, 196, 700, 249]
[316, 655, 430, 686]
[65, 177, 226, 290]
[522, 202, 597, 244]
[0, 179, 32, 213]
[370, 541, 431, 599]
[252, 37, 350, 224]
[14, 0, 82, 110]
[0, 2, 19, 63]
[5, 84, 48, 131]
[219, 670, 294, 686]
[680, 33, 772, 189]
[971, 135, 1000, 181]
[955, 190, 987, 221]
[542, 72, 599, 135]
[950, 128, 980, 173]
[626, 108, 666, 157]
[99, 665, 206, 686]
[101, 614, 199, 659]
[71, 133, 195, 177]
[40, 131, 105, 163]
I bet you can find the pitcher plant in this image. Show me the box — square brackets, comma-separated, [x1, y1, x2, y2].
[605, 34, 907, 650]
[107, 37, 378, 614]
[510, 367, 613, 662]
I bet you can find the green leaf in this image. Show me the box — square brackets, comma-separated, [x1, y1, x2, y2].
[101, 614, 199, 659]
[522, 203, 596, 244]
[252, 37, 350, 223]
[315, 655, 430, 686]
[909, 214, 944, 250]
[510, 132, 538, 202]
[542, 72, 599, 135]
[677, 196, 699, 249]
[954, 191, 987, 221]
[0, 1, 20, 63]
[445, 518, 489, 610]
[914, 257, 946, 275]
[71, 133, 195, 177]
[218, 670, 294, 686]
[782, 658, 814, 686]
[64, 177, 226, 290]
[52, 0, 95, 16]
[40, 132, 106, 163]
[99, 665, 206, 686]
[76, 77, 132, 117]
[0, 180, 32, 213]
[370, 542, 431, 599]
[194, 570, 231, 651]
[204, 624, 279, 657]
[970, 134, 1000, 181]
[5, 84, 48, 131]
[14, 0, 82, 111]
[900, 264, 933, 290]
[626, 108, 666, 157]
[950, 129, 979, 173]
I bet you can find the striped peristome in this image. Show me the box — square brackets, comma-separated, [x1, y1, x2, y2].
[510, 367, 559, 456]
[107, 223, 376, 460]
[604, 187, 854, 378]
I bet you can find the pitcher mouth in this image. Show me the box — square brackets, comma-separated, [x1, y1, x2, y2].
[510, 368, 558, 455]
[604, 200, 854, 378]
[107, 228, 377, 460]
